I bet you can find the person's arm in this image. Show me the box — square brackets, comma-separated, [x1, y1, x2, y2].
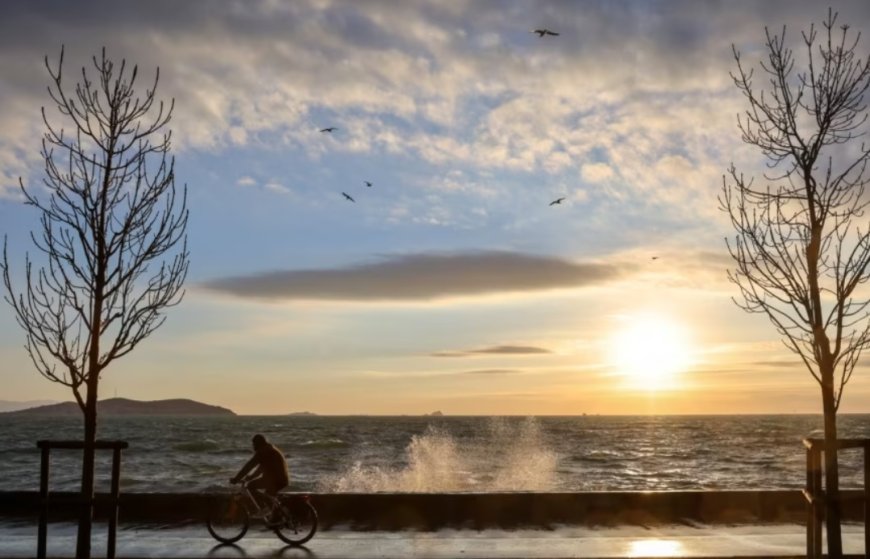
[231, 455, 258, 483]
[246, 465, 263, 481]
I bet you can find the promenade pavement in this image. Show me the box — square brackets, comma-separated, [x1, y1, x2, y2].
[0, 520, 866, 558]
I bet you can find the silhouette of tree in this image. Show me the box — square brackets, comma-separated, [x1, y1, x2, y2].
[721, 10, 870, 557]
[1, 47, 189, 559]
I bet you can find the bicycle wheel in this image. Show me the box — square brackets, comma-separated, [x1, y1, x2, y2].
[273, 498, 318, 545]
[207, 494, 250, 544]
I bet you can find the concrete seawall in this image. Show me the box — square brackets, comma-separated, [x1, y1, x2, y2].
[0, 490, 864, 529]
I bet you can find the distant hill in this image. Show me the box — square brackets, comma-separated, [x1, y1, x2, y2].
[286, 411, 318, 417]
[0, 400, 59, 413]
[2, 397, 236, 417]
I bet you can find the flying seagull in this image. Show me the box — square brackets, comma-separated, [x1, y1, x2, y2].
[320, 127, 338, 133]
[549, 197, 565, 206]
[532, 29, 559, 37]
[364, 181, 373, 187]
[342, 192, 355, 202]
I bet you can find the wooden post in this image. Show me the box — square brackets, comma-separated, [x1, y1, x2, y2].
[37, 443, 49, 559]
[33, 440, 127, 559]
[806, 445, 815, 558]
[864, 443, 869, 558]
[107, 446, 122, 559]
[804, 438, 870, 558]
[812, 446, 823, 559]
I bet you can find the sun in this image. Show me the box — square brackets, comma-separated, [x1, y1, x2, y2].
[608, 313, 693, 391]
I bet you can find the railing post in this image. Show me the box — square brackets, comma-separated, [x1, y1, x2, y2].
[37, 443, 49, 559]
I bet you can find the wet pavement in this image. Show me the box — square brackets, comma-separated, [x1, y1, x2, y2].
[0, 521, 866, 558]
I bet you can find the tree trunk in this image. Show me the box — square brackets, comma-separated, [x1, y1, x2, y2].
[75, 380, 98, 559]
[822, 379, 843, 558]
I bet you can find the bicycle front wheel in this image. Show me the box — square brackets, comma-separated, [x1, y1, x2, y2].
[207, 494, 250, 544]
[273, 498, 318, 545]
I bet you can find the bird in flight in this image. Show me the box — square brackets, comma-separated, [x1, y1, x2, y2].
[364, 181, 373, 187]
[532, 29, 559, 37]
[342, 192, 355, 202]
[549, 197, 566, 206]
[320, 127, 338, 133]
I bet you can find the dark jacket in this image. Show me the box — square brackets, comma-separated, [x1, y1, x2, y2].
[236, 443, 289, 487]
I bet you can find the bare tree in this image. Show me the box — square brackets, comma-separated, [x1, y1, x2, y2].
[721, 10, 870, 557]
[1, 47, 189, 558]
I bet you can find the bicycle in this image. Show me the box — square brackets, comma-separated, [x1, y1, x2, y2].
[206, 481, 318, 546]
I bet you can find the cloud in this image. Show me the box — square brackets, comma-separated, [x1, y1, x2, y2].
[201, 251, 628, 302]
[236, 176, 257, 187]
[432, 345, 551, 357]
[457, 369, 522, 375]
[581, 163, 615, 184]
[3, 0, 867, 211]
[263, 181, 291, 194]
[363, 368, 524, 379]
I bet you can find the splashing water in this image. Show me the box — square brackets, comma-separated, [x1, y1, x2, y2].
[319, 417, 558, 492]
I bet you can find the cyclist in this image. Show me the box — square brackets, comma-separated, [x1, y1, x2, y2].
[230, 434, 289, 517]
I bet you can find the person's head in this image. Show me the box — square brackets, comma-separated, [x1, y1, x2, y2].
[252, 434, 267, 450]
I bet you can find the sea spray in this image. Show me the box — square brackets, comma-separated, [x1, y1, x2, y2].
[318, 417, 558, 492]
[487, 417, 558, 491]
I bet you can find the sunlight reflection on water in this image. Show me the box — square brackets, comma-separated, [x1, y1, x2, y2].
[628, 539, 684, 557]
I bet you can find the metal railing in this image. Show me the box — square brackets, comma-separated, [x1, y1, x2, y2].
[802, 438, 869, 558]
[36, 440, 128, 559]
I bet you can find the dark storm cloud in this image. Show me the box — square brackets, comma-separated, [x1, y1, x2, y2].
[431, 345, 551, 357]
[201, 251, 627, 302]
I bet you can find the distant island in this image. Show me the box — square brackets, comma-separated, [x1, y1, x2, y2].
[285, 411, 318, 417]
[2, 397, 236, 417]
[426, 411, 444, 417]
[0, 400, 59, 413]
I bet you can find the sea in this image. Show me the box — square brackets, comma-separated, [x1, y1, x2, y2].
[0, 415, 869, 494]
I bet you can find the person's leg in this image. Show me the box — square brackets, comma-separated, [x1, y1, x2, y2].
[263, 481, 286, 524]
[245, 478, 270, 511]
[264, 480, 286, 498]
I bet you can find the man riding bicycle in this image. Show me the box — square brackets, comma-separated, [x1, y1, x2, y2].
[231, 434, 289, 515]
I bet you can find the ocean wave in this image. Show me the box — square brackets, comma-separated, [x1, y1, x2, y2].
[0, 448, 37, 456]
[294, 439, 348, 449]
[172, 440, 222, 452]
[2, 414, 867, 493]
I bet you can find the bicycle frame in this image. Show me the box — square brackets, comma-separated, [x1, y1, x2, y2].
[233, 482, 280, 516]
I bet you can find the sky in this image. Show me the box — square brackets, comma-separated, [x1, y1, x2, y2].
[1, 0, 870, 415]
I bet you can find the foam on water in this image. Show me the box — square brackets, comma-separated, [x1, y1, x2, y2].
[319, 417, 558, 492]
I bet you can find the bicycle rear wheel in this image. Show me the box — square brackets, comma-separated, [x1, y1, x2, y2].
[273, 498, 318, 545]
[207, 494, 250, 544]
